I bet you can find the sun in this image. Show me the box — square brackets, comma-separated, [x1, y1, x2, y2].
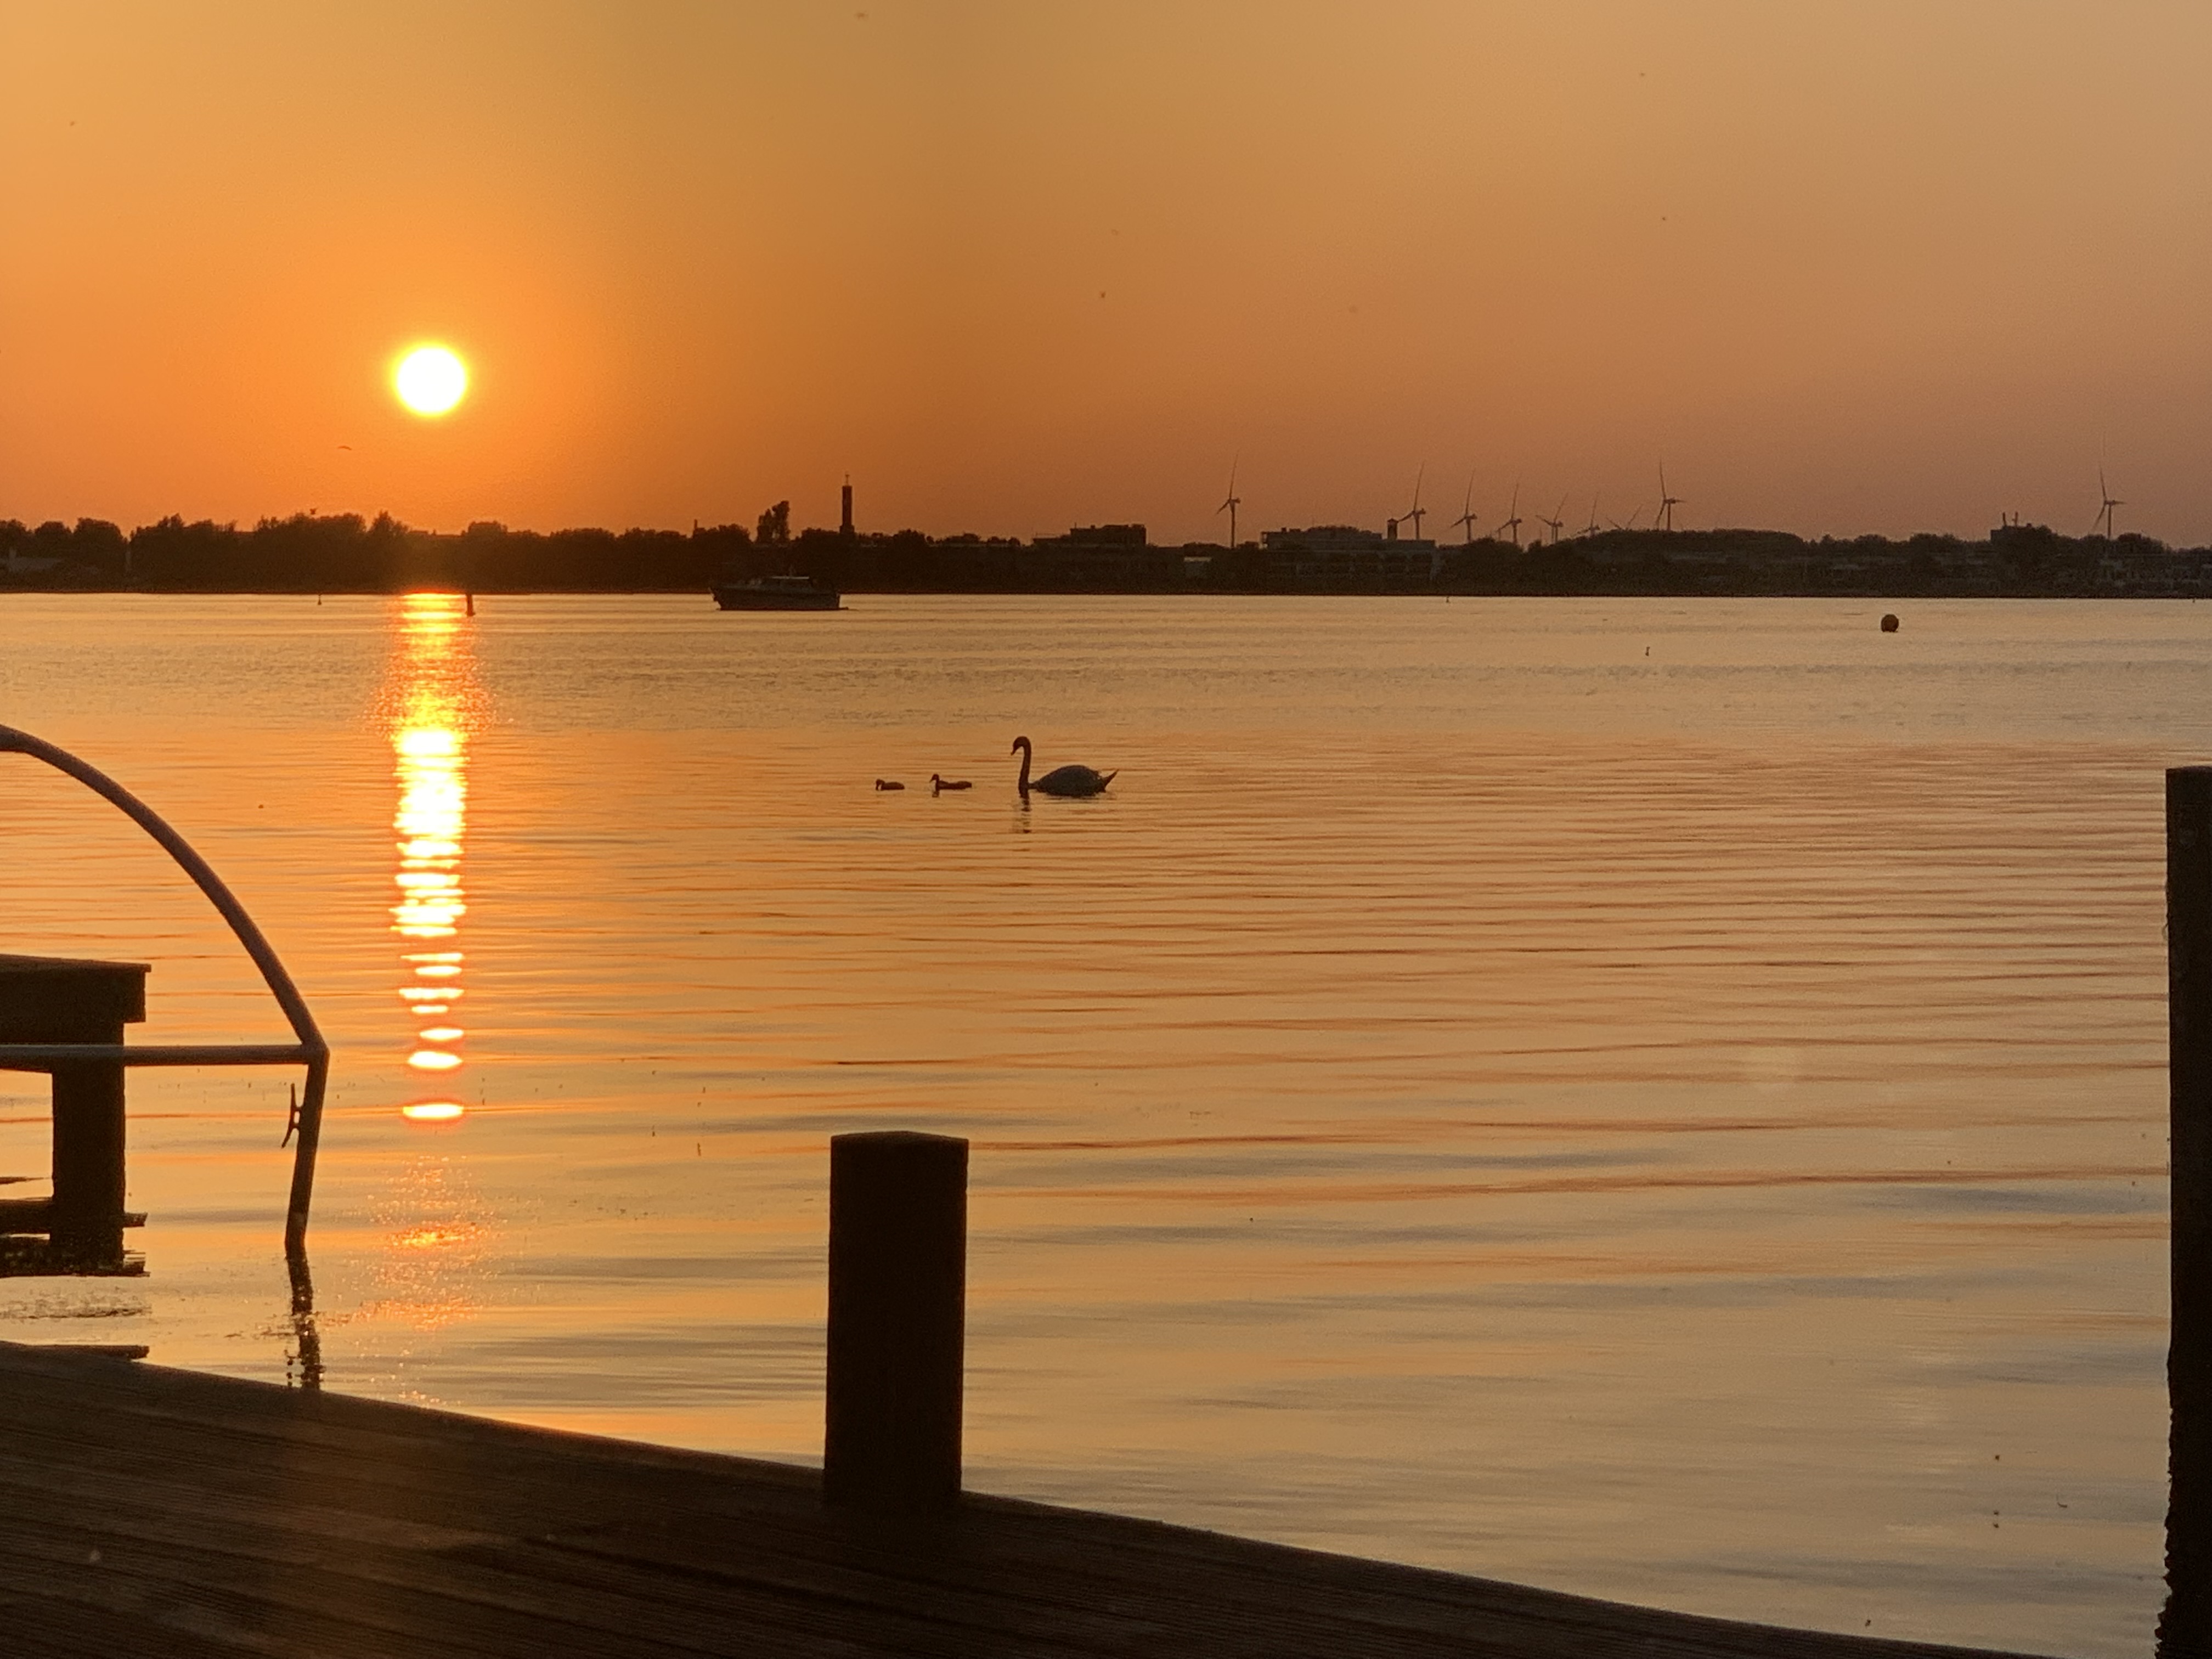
[393, 345, 469, 416]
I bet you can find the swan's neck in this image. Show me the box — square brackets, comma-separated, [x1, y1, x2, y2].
[1017, 744, 1030, 791]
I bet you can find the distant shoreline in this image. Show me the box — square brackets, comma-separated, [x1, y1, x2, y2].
[5, 513, 2205, 601]
[9, 583, 2207, 602]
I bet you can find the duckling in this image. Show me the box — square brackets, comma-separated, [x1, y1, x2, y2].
[874, 778, 905, 791]
[930, 774, 972, 793]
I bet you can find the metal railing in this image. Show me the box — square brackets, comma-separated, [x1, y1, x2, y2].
[0, 723, 328, 1257]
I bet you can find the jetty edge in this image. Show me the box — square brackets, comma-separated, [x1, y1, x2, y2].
[0, 1341, 2042, 1659]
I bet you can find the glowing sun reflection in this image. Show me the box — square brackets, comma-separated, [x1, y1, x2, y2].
[387, 592, 476, 1122]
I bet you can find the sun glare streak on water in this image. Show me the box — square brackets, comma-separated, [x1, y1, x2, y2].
[388, 594, 471, 1115]
[0, 592, 2193, 1657]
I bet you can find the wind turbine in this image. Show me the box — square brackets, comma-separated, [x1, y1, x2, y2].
[1582, 492, 1602, 537]
[1497, 483, 1524, 547]
[1655, 462, 1682, 532]
[2092, 468, 2123, 540]
[1402, 466, 1428, 540]
[1537, 493, 1568, 545]
[1217, 461, 1242, 549]
[1449, 475, 1479, 544]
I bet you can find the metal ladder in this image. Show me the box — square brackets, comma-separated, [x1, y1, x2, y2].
[0, 723, 328, 1259]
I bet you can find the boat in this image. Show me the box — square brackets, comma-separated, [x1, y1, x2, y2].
[711, 573, 842, 612]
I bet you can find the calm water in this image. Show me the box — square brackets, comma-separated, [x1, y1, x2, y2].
[0, 592, 2189, 1655]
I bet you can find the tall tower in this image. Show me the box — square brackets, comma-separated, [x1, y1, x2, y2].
[841, 477, 854, 538]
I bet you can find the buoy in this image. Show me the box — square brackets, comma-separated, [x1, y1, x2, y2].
[1880, 613, 1899, 633]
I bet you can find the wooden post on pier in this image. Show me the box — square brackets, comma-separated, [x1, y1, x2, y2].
[823, 1131, 967, 1514]
[2163, 769, 2212, 1657]
[0, 955, 148, 1267]
[52, 1052, 128, 1263]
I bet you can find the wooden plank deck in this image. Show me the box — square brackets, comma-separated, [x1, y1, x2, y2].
[0, 1343, 2047, 1659]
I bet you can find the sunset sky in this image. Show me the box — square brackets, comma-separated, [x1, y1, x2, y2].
[3, 1, 2206, 545]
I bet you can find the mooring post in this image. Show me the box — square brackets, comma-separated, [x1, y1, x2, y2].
[0, 956, 148, 1267]
[823, 1130, 967, 1514]
[2163, 767, 2212, 1657]
[51, 1048, 128, 1264]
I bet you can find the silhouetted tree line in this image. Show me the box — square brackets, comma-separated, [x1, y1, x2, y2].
[1412, 523, 2206, 599]
[0, 512, 748, 591]
[3, 510, 2207, 598]
[720, 527, 1026, 591]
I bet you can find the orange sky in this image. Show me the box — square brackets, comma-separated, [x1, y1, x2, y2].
[3, 2, 2207, 545]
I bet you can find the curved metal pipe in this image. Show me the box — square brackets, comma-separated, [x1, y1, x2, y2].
[0, 723, 329, 1255]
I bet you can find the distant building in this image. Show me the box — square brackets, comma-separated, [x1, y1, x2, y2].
[1261, 524, 1439, 587]
[1, 549, 64, 580]
[1022, 523, 1177, 588]
[1049, 523, 1146, 547]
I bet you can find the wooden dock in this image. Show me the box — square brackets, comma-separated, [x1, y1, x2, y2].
[0, 1342, 2042, 1659]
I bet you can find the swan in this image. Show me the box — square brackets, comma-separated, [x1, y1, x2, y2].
[874, 778, 905, 791]
[931, 774, 972, 793]
[1011, 736, 1116, 798]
